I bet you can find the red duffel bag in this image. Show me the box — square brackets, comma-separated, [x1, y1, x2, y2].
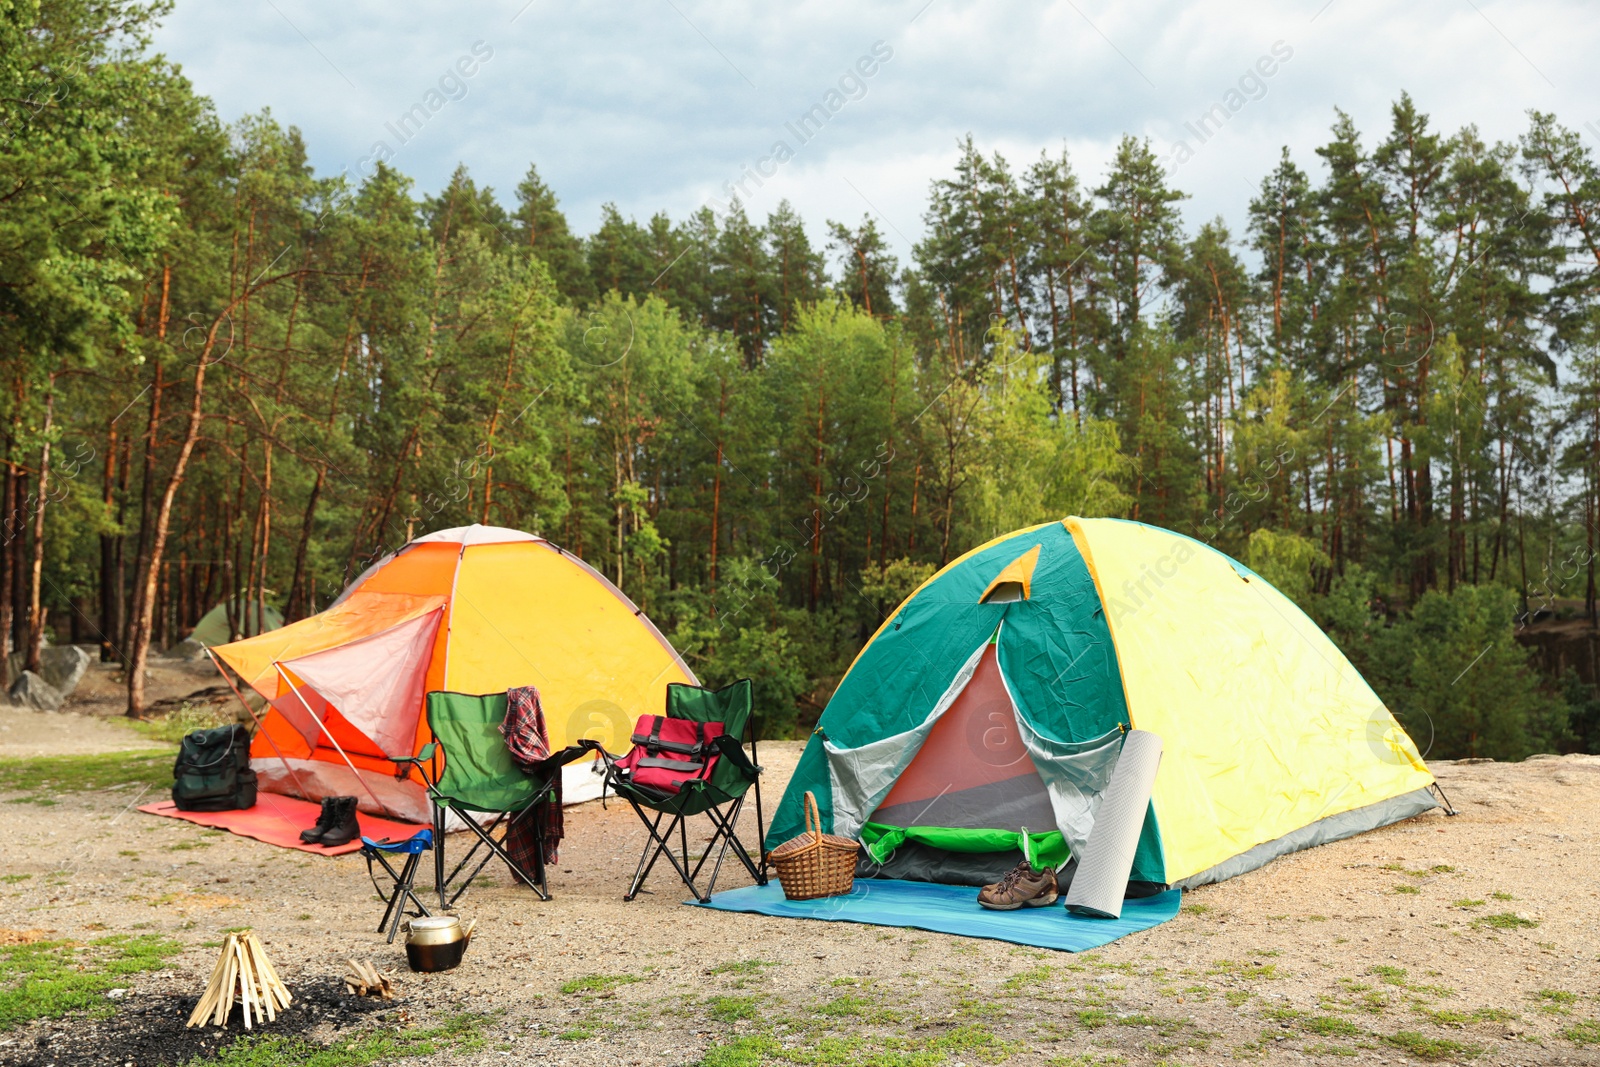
[612, 715, 725, 795]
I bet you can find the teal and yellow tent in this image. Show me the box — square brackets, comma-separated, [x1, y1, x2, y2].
[766, 518, 1437, 890]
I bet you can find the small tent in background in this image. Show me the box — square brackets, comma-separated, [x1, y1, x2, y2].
[190, 599, 284, 647]
[768, 517, 1439, 891]
[208, 525, 694, 822]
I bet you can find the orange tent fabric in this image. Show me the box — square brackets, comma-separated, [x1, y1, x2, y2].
[210, 525, 694, 815]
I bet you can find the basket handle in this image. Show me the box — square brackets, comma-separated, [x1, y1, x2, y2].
[803, 791, 822, 842]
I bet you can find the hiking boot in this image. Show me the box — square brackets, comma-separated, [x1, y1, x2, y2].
[977, 860, 1058, 910]
[317, 796, 362, 847]
[299, 797, 340, 843]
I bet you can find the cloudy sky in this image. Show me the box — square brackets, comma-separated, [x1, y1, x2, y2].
[152, 0, 1599, 263]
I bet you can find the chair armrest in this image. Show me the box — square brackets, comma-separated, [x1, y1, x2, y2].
[388, 742, 437, 766]
[712, 734, 761, 778]
[519, 739, 607, 776]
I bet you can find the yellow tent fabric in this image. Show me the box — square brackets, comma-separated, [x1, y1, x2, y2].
[1065, 517, 1433, 884]
[212, 525, 693, 800]
[979, 543, 1042, 602]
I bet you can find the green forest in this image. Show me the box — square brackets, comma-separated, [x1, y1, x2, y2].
[3, 1, 1597, 760]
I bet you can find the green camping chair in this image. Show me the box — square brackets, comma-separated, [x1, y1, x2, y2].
[390, 691, 594, 907]
[601, 680, 768, 903]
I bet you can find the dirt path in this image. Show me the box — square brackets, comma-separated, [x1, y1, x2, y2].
[0, 704, 169, 758]
[0, 739, 1595, 1066]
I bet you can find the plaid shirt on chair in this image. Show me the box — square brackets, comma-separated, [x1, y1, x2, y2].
[501, 685, 563, 866]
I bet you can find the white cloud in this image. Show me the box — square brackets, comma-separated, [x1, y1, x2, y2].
[153, 0, 1600, 262]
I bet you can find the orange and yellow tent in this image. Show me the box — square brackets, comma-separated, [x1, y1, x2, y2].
[209, 525, 694, 821]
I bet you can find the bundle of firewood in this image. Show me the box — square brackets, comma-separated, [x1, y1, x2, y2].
[186, 931, 292, 1029]
[343, 959, 395, 999]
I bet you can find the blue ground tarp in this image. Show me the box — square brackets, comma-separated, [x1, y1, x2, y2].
[692, 880, 1180, 952]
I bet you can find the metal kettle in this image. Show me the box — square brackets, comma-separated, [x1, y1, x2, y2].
[402, 916, 476, 972]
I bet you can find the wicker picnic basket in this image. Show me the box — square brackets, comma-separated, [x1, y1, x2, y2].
[768, 791, 859, 900]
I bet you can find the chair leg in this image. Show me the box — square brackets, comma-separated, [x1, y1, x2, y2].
[441, 812, 508, 908]
[624, 802, 704, 901]
[369, 848, 431, 944]
[529, 809, 551, 901]
[696, 799, 742, 895]
[451, 808, 547, 902]
[624, 806, 670, 901]
[370, 851, 405, 936]
[433, 804, 448, 909]
[692, 797, 764, 898]
[385, 851, 423, 945]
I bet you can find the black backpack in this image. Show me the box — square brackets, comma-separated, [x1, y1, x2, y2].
[172, 724, 257, 812]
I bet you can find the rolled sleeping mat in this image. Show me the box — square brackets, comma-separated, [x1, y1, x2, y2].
[1064, 729, 1162, 919]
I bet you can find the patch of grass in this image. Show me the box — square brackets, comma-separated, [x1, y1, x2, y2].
[708, 959, 777, 976]
[1208, 959, 1277, 980]
[559, 973, 644, 995]
[1451, 899, 1484, 908]
[1385, 863, 1455, 878]
[1393, 884, 1420, 895]
[0, 934, 182, 1030]
[1002, 965, 1052, 992]
[187, 1013, 487, 1066]
[0, 751, 173, 802]
[129, 703, 234, 745]
[1303, 1042, 1358, 1057]
[1536, 989, 1578, 1014]
[925, 1024, 1015, 1061]
[1382, 1031, 1482, 1060]
[1077, 1008, 1111, 1029]
[556, 1027, 596, 1041]
[167, 840, 211, 851]
[1371, 965, 1409, 985]
[706, 995, 760, 1023]
[1420, 1007, 1515, 1027]
[1564, 1019, 1600, 1046]
[817, 994, 873, 1017]
[699, 1035, 780, 1067]
[0, 874, 30, 885]
[1472, 912, 1538, 930]
[1181, 903, 1211, 916]
[1302, 1016, 1361, 1037]
[1491, 890, 1514, 901]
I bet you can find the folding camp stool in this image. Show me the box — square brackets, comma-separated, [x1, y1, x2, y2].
[361, 828, 435, 943]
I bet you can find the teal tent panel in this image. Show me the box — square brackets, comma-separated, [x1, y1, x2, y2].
[693, 880, 1181, 953]
[765, 525, 1065, 850]
[991, 538, 1165, 884]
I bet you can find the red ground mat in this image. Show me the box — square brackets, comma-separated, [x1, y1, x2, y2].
[138, 792, 427, 856]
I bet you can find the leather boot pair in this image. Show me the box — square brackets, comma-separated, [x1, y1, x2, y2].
[299, 795, 360, 846]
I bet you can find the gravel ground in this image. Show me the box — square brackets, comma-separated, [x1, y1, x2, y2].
[0, 679, 1596, 1066]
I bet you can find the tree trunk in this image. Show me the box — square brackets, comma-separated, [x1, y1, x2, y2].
[99, 422, 119, 660]
[127, 274, 289, 716]
[709, 378, 725, 600]
[0, 447, 13, 688]
[24, 384, 54, 673]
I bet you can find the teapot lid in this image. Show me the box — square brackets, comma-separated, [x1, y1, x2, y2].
[407, 916, 461, 932]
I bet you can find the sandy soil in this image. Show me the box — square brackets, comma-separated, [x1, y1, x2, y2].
[0, 672, 1597, 1066]
[0, 657, 225, 758]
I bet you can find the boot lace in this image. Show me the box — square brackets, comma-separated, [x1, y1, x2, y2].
[995, 860, 1033, 894]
